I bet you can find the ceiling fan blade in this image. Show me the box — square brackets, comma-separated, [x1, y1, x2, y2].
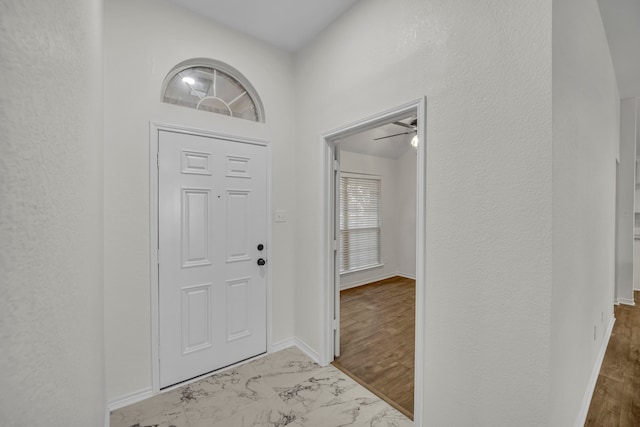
[391, 121, 415, 130]
[373, 131, 413, 141]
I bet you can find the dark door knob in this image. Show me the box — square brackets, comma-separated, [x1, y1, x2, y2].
[257, 258, 266, 266]
[257, 244, 264, 251]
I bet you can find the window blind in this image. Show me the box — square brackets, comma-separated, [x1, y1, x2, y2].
[339, 173, 381, 273]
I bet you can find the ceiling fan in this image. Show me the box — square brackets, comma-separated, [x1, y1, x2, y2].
[373, 119, 417, 141]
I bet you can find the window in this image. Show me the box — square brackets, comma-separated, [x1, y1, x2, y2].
[339, 173, 382, 273]
[161, 58, 265, 123]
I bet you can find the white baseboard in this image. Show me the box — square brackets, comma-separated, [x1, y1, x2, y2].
[293, 337, 321, 364]
[617, 297, 635, 306]
[340, 271, 414, 290]
[574, 314, 616, 427]
[271, 337, 296, 353]
[397, 272, 416, 280]
[341, 272, 397, 290]
[107, 387, 153, 412]
[270, 336, 321, 364]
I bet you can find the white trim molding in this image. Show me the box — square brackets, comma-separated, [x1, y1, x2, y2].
[270, 337, 297, 353]
[397, 272, 416, 280]
[107, 388, 154, 412]
[574, 314, 616, 427]
[294, 337, 321, 364]
[271, 337, 320, 364]
[340, 272, 416, 291]
[321, 97, 427, 426]
[617, 297, 635, 306]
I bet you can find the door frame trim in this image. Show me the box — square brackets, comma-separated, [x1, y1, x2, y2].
[321, 97, 426, 424]
[149, 121, 272, 394]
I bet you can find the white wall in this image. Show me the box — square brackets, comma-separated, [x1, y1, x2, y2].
[339, 149, 417, 289]
[396, 149, 417, 277]
[0, 1, 105, 425]
[104, 0, 297, 401]
[620, 98, 637, 302]
[294, 0, 553, 425]
[551, 0, 620, 425]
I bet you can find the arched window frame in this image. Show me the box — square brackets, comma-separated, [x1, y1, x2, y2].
[161, 58, 265, 123]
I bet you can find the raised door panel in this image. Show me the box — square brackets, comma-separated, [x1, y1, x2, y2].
[225, 278, 251, 342]
[182, 150, 212, 175]
[181, 189, 212, 268]
[226, 190, 251, 263]
[226, 155, 251, 178]
[181, 284, 213, 355]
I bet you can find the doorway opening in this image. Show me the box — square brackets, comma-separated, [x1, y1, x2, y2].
[322, 98, 426, 424]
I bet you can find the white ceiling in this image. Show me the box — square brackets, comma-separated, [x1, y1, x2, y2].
[339, 119, 417, 160]
[167, 0, 359, 52]
[598, 0, 640, 98]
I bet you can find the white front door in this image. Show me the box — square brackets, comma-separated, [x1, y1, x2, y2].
[158, 129, 267, 388]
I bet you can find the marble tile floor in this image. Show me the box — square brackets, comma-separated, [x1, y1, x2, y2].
[110, 347, 413, 427]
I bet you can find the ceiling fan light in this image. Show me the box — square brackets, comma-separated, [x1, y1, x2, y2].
[411, 134, 419, 148]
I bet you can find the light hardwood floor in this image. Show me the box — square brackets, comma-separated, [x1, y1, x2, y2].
[586, 290, 640, 426]
[333, 281, 640, 424]
[332, 276, 415, 419]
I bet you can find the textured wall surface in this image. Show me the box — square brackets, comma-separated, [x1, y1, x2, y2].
[0, 1, 105, 425]
[551, 0, 620, 425]
[104, 0, 297, 401]
[618, 98, 637, 303]
[294, 0, 553, 424]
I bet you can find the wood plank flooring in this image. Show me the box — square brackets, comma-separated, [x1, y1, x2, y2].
[332, 276, 415, 419]
[586, 290, 640, 426]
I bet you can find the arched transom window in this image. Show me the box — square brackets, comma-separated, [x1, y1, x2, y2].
[161, 58, 265, 123]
